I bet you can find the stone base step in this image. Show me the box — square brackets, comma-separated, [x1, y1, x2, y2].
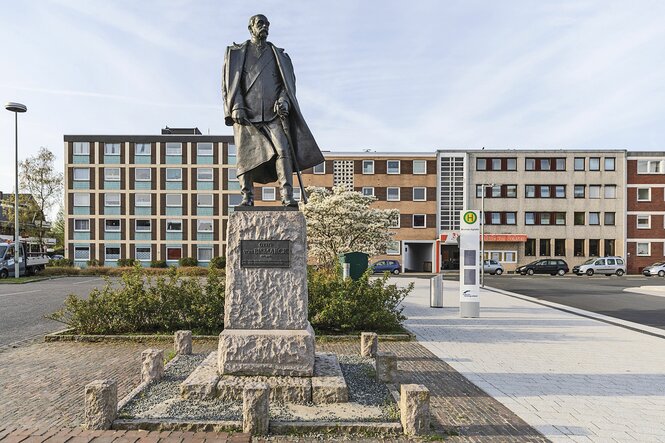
[312, 352, 349, 404]
[180, 352, 219, 399]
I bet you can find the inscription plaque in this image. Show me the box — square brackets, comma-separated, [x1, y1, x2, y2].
[241, 240, 290, 268]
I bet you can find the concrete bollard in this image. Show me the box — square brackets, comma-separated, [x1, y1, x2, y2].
[141, 348, 164, 383]
[360, 332, 378, 357]
[84, 379, 117, 430]
[174, 330, 193, 355]
[242, 382, 270, 435]
[376, 351, 398, 383]
[400, 384, 430, 435]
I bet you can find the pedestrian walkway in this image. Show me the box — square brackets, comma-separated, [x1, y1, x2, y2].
[400, 277, 665, 443]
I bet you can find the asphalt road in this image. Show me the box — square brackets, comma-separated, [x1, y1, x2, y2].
[0, 277, 107, 349]
[484, 273, 665, 329]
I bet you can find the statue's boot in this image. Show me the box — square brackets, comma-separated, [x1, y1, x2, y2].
[239, 172, 254, 206]
[277, 157, 298, 207]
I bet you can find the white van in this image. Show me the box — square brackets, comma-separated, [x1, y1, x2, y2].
[573, 257, 626, 276]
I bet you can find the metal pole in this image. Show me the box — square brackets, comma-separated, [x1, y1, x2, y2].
[480, 185, 484, 288]
[14, 112, 20, 279]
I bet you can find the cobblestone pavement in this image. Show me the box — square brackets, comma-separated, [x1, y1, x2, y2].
[0, 428, 250, 442]
[400, 277, 665, 443]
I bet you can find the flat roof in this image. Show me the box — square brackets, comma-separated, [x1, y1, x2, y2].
[64, 134, 234, 143]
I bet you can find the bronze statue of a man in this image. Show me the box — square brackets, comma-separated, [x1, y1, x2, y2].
[222, 14, 324, 207]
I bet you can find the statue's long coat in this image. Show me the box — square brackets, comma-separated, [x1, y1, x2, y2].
[223, 40, 324, 183]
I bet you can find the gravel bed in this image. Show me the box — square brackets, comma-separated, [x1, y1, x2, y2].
[338, 355, 393, 406]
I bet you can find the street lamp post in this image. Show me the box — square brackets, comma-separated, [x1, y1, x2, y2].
[480, 183, 495, 288]
[5, 102, 27, 279]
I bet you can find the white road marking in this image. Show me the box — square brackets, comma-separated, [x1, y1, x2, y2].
[0, 289, 41, 298]
[72, 278, 103, 285]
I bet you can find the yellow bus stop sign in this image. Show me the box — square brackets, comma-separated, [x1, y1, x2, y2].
[463, 211, 477, 224]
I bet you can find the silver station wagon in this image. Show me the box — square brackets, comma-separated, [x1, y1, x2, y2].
[573, 257, 626, 276]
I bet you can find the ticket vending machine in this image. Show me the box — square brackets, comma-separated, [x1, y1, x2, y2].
[459, 210, 480, 318]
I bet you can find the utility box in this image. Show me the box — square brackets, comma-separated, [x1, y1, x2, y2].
[430, 274, 443, 308]
[339, 252, 369, 280]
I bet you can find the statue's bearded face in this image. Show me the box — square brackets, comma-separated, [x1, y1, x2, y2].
[249, 15, 270, 39]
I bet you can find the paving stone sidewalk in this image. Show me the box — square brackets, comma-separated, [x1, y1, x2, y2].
[400, 277, 665, 443]
[0, 337, 545, 442]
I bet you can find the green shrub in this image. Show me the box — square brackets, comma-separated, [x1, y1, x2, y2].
[209, 256, 226, 269]
[117, 258, 137, 267]
[307, 266, 411, 334]
[48, 265, 225, 335]
[42, 266, 81, 276]
[48, 258, 73, 267]
[179, 257, 198, 267]
[86, 258, 102, 267]
[150, 260, 167, 268]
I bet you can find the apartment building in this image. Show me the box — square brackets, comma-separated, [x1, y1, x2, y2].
[64, 128, 235, 266]
[626, 152, 665, 274]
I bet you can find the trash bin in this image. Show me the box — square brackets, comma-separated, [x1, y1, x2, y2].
[339, 252, 369, 280]
[430, 274, 443, 308]
[423, 261, 432, 273]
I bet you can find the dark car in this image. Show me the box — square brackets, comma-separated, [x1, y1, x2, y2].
[370, 259, 401, 275]
[516, 259, 569, 276]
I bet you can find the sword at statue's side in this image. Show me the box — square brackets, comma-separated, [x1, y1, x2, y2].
[279, 113, 308, 204]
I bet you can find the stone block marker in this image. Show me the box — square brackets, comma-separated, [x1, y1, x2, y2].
[174, 330, 192, 355]
[242, 382, 270, 435]
[312, 352, 349, 404]
[181, 352, 219, 399]
[141, 348, 164, 383]
[84, 379, 117, 430]
[361, 332, 378, 357]
[400, 384, 430, 436]
[376, 351, 398, 383]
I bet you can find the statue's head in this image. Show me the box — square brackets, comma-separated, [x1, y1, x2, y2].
[248, 14, 270, 39]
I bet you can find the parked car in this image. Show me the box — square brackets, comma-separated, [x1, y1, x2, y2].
[370, 259, 401, 275]
[642, 262, 665, 277]
[50, 254, 65, 260]
[516, 259, 569, 276]
[572, 257, 626, 276]
[483, 259, 504, 275]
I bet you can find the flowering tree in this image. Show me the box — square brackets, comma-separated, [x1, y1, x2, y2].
[301, 186, 399, 267]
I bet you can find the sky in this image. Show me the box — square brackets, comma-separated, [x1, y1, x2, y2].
[2, 0, 665, 198]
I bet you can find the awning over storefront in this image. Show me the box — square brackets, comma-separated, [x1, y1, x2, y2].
[483, 234, 528, 242]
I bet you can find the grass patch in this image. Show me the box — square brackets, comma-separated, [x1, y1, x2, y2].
[0, 275, 52, 284]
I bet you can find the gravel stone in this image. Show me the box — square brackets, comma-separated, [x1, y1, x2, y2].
[338, 355, 392, 406]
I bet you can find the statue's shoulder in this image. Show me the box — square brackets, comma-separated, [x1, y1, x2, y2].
[228, 40, 249, 51]
[269, 42, 290, 59]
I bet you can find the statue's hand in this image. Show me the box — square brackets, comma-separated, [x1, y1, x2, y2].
[232, 109, 250, 125]
[275, 100, 289, 118]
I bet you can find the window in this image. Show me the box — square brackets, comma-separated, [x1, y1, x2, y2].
[506, 212, 516, 225]
[540, 212, 551, 225]
[387, 160, 400, 174]
[487, 185, 498, 198]
[490, 212, 501, 224]
[413, 214, 426, 228]
[165, 142, 182, 155]
[227, 144, 237, 164]
[604, 212, 615, 226]
[555, 185, 565, 198]
[197, 219, 213, 232]
[525, 185, 536, 198]
[166, 247, 182, 261]
[135, 143, 151, 156]
[135, 219, 151, 232]
[574, 212, 585, 225]
[74, 246, 90, 260]
[197, 194, 213, 207]
[589, 185, 601, 199]
[637, 188, 651, 201]
[104, 168, 120, 181]
[525, 212, 535, 225]
[636, 242, 650, 256]
[574, 239, 585, 256]
[197, 168, 213, 181]
[525, 158, 535, 171]
[413, 160, 426, 174]
[504, 251, 516, 262]
[413, 187, 426, 201]
[135, 194, 151, 207]
[293, 187, 301, 201]
[540, 159, 551, 170]
[540, 239, 551, 256]
[135, 168, 151, 181]
[73, 193, 90, 206]
[555, 239, 566, 256]
[387, 187, 400, 201]
[386, 241, 400, 255]
[74, 219, 90, 231]
[73, 142, 90, 155]
[197, 142, 213, 156]
[262, 187, 276, 201]
[362, 187, 374, 197]
[604, 157, 615, 171]
[637, 160, 662, 174]
[574, 157, 585, 171]
[604, 185, 616, 199]
[362, 160, 374, 174]
[540, 186, 550, 198]
[198, 247, 213, 262]
[135, 246, 151, 261]
[105, 193, 120, 206]
[166, 168, 182, 181]
[105, 247, 120, 260]
[166, 220, 182, 232]
[104, 143, 121, 155]
[476, 185, 483, 198]
[476, 158, 487, 171]
[506, 185, 517, 198]
[555, 158, 566, 171]
[227, 168, 238, 181]
[604, 239, 616, 256]
[166, 194, 182, 207]
[491, 159, 501, 170]
[555, 212, 566, 225]
[228, 194, 242, 207]
[525, 239, 536, 256]
[574, 185, 585, 198]
[637, 215, 650, 229]
[105, 219, 121, 232]
[589, 157, 600, 171]
[313, 162, 325, 174]
[588, 212, 600, 225]
[506, 158, 517, 171]
[73, 168, 90, 181]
